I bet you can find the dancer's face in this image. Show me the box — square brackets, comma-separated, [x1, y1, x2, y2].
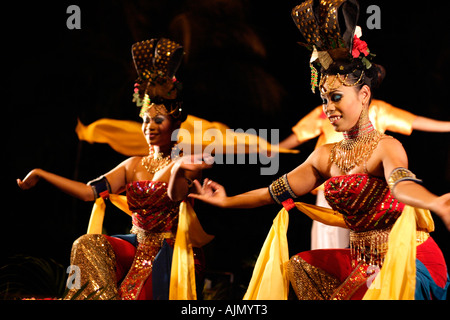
[141, 104, 176, 148]
[320, 75, 370, 132]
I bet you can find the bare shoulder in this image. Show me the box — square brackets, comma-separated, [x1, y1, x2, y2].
[377, 134, 405, 152]
[124, 156, 142, 168]
[287, 143, 333, 195]
[311, 143, 334, 159]
[312, 143, 334, 162]
[123, 156, 144, 178]
[307, 143, 334, 175]
[103, 156, 144, 193]
[105, 156, 142, 179]
[373, 134, 408, 175]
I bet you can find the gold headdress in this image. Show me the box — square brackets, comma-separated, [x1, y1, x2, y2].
[131, 38, 185, 119]
[292, 0, 374, 93]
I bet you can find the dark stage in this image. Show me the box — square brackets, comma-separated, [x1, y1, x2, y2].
[2, 0, 449, 300]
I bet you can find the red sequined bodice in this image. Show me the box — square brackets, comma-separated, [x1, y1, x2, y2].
[324, 174, 405, 232]
[126, 181, 180, 233]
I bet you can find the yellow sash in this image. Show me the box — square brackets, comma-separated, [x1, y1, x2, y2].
[363, 206, 434, 300]
[169, 201, 214, 299]
[86, 196, 214, 300]
[243, 202, 434, 300]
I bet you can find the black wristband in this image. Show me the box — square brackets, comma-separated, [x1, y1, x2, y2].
[87, 176, 111, 199]
[268, 174, 297, 208]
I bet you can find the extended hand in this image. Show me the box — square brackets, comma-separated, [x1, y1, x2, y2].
[17, 169, 41, 190]
[188, 178, 228, 208]
[432, 193, 450, 231]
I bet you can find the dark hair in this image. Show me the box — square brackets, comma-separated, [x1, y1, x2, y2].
[135, 78, 187, 123]
[321, 59, 386, 91]
[152, 98, 187, 123]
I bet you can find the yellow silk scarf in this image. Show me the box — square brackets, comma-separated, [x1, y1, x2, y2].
[363, 206, 434, 300]
[76, 115, 298, 156]
[169, 201, 214, 299]
[86, 196, 214, 300]
[87, 195, 133, 234]
[243, 202, 434, 300]
[243, 208, 290, 300]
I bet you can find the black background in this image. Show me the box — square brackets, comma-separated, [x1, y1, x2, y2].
[2, 0, 449, 300]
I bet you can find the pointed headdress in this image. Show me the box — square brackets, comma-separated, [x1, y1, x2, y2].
[131, 38, 186, 119]
[291, 0, 376, 92]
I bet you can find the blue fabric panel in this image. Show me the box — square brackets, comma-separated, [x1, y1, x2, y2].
[152, 240, 173, 300]
[415, 259, 449, 300]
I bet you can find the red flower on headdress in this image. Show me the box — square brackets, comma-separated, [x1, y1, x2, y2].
[352, 35, 369, 58]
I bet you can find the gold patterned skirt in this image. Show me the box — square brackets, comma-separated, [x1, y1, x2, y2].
[64, 230, 206, 300]
[287, 228, 431, 300]
[64, 231, 174, 300]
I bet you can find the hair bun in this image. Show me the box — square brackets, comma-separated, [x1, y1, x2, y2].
[366, 63, 385, 90]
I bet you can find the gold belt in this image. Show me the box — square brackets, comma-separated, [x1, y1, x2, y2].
[350, 227, 429, 267]
[130, 225, 175, 246]
[119, 226, 175, 300]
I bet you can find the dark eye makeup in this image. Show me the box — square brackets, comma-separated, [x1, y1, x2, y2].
[330, 93, 342, 102]
[321, 91, 343, 105]
[142, 115, 166, 124]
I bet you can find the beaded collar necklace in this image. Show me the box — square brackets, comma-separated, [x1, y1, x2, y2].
[343, 120, 375, 139]
[331, 120, 382, 174]
[141, 144, 182, 174]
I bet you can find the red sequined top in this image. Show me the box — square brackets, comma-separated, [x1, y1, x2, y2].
[324, 174, 405, 232]
[126, 181, 180, 233]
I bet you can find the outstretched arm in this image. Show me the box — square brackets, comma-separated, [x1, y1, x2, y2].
[17, 157, 133, 202]
[188, 147, 326, 209]
[393, 179, 450, 230]
[278, 133, 303, 150]
[189, 178, 273, 209]
[17, 169, 94, 201]
[412, 116, 450, 133]
[379, 138, 450, 230]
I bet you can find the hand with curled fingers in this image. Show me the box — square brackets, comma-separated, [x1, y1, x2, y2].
[188, 178, 228, 208]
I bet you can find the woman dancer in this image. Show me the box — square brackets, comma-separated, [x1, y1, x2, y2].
[17, 38, 212, 300]
[189, 0, 449, 300]
[282, 99, 450, 251]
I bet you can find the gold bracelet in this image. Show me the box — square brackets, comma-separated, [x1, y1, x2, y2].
[268, 174, 296, 205]
[387, 167, 422, 192]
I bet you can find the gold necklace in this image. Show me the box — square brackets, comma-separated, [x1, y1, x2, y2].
[330, 122, 383, 174]
[141, 144, 182, 174]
